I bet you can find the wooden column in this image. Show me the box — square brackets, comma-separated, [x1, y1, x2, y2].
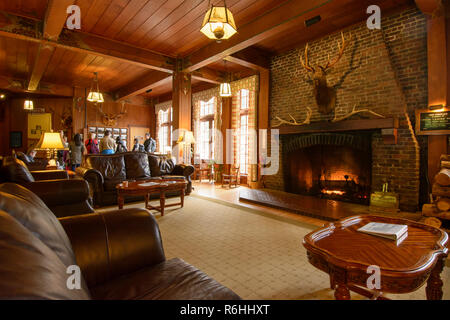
[417, 1, 449, 185]
[172, 60, 192, 162]
[221, 97, 232, 170]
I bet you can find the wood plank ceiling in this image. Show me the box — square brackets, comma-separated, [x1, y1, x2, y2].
[0, 0, 414, 99]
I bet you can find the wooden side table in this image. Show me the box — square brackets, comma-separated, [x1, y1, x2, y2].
[303, 215, 448, 300]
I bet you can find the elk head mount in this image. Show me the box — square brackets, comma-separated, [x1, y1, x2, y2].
[300, 32, 351, 115]
[98, 101, 127, 127]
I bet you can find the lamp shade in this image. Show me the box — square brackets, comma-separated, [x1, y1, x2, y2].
[87, 91, 104, 103]
[219, 83, 232, 97]
[201, 6, 237, 41]
[35, 132, 66, 150]
[177, 130, 196, 144]
[24, 100, 34, 110]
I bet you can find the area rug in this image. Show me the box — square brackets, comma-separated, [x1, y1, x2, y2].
[104, 196, 450, 300]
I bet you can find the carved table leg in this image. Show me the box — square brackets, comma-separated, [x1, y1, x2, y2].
[118, 194, 124, 210]
[180, 188, 185, 208]
[145, 194, 149, 208]
[160, 192, 166, 216]
[334, 283, 351, 300]
[426, 257, 445, 300]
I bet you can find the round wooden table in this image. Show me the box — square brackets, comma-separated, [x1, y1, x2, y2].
[303, 215, 448, 300]
[116, 179, 187, 216]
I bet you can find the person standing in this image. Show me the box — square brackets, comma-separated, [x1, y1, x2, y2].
[143, 133, 156, 153]
[85, 133, 100, 154]
[132, 138, 145, 152]
[99, 130, 116, 155]
[115, 136, 128, 153]
[69, 133, 85, 171]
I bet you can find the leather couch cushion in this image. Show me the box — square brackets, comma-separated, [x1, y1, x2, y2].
[90, 258, 240, 300]
[0, 157, 35, 183]
[0, 210, 90, 299]
[85, 154, 126, 182]
[148, 155, 162, 177]
[103, 179, 123, 192]
[124, 152, 151, 179]
[0, 183, 77, 268]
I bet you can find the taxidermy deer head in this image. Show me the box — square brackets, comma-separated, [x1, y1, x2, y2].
[300, 32, 350, 115]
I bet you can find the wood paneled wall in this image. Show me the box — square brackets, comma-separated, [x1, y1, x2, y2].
[0, 92, 154, 156]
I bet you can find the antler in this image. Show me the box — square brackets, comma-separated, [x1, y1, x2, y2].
[273, 107, 312, 127]
[331, 105, 385, 122]
[323, 32, 350, 70]
[300, 44, 315, 72]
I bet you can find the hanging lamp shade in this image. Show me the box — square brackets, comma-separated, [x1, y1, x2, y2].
[24, 100, 34, 110]
[200, 1, 237, 41]
[87, 72, 104, 104]
[219, 82, 232, 97]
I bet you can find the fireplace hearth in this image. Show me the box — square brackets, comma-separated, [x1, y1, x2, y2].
[284, 133, 372, 205]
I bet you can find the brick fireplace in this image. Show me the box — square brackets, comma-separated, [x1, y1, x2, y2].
[284, 133, 372, 205]
[264, 7, 426, 212]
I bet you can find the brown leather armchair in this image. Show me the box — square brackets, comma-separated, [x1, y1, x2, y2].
[0, 156, 94, 217]
[0, 183, 240, 300]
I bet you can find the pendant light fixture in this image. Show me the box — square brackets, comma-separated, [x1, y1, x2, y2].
[220, 60, 232, 97]
[87, 72, 104, 104]
[24, 100, 34, 110]
[201, 0, 237, 42]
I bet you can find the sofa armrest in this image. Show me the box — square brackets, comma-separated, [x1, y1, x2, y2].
[172, 164, 195, 178]
[59, 209, 166, 288]
[31, 170, 69, 181]
[22, 179, 91, 207]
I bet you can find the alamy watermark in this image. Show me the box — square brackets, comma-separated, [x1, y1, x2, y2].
[66, 5, 81, 30]
[367, 5, 381, 30]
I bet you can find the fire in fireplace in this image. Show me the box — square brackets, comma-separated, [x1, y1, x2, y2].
[284, 133, 372, 205]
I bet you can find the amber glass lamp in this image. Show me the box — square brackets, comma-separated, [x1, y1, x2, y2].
[200, 0, 237, 42]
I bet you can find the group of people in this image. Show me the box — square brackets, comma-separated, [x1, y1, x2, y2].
[63, 131, 156, 171]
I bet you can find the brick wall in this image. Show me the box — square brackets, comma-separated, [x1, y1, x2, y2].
[265, 6, 427, 212]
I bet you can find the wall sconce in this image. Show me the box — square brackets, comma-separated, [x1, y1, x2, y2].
[24, 100, 34, 110]
[0, 93, 6, 100]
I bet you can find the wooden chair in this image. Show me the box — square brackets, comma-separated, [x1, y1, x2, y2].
[197, 161, 212, 183]
[222, 165, 240, 188]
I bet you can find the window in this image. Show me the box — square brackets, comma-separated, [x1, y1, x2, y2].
[198, 97, 215, 160]
[239, 90, 249, 174]
[158, 108, 172, 153]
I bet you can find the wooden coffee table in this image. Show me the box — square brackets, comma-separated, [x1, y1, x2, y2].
[116, 179, 187, 216]
[303, 215, 448, 300]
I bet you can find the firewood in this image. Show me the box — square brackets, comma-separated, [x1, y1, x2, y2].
[432, 183, 450, 197]
[440, 154, 450, 162]
[435, 168, 450, 186]
[436, 197, 450, 212]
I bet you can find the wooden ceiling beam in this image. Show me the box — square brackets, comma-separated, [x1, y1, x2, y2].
[191, 67, 225, 84]
[114, 71, 172, 101]
[182, 0, 332, 72]
[224, 47, 271, 72]
[0, 10, 175, 74]
[0, 75, 73, 97]
[28, 0, 75, 91]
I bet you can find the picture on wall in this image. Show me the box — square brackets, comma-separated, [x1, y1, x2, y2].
[28, 113, 52, 139]
[10, 131, 22, 148]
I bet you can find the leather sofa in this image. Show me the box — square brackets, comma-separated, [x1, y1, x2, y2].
[0, 183, 240, 300]
[0, 156, 94, 217]
[76, 152, 194, 207]
[15, 151, 49, 171]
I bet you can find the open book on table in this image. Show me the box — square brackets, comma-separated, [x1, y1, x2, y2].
[357, 222, 408, 241]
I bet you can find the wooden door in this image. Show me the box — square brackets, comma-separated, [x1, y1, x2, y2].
[130, 126, 151, 148]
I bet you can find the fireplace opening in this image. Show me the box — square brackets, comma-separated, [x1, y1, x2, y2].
[284, 134, 372, 205]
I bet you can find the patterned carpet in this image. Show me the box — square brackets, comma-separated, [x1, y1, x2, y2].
[103, 196, 450, 300]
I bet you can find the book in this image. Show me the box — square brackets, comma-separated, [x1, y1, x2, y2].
[138, 182, 159, 187]
[357, 222, 408, 241]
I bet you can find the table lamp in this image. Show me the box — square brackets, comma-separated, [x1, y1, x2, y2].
[35, 131, 67, 167]
[177, 130, 196, 164]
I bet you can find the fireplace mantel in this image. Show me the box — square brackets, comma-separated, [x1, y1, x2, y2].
[276, 117, 398, 135]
